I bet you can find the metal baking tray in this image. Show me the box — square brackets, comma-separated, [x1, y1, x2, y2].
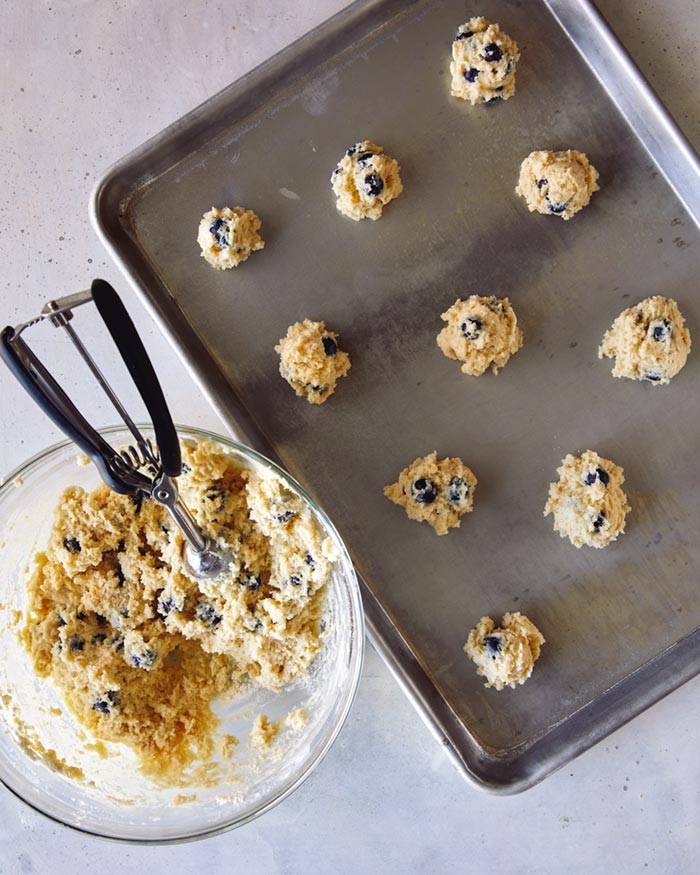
[91, 0, 700, 792]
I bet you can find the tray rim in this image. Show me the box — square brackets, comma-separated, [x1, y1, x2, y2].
[90, 0, 700, 793]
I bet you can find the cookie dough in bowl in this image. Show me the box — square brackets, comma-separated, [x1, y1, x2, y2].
[544, 450, 630, 548]
[0, 426, 363, 842]
[599, 295, 691, 385]
[384, 452, 477, 536]
[516, 150, 599, 220]
[450, 17, 520, 105]
[464, 613, 545, 690]
[437, 295, 523, 376]
[197, 206, 264, 269]
[330, 141, 403, 220]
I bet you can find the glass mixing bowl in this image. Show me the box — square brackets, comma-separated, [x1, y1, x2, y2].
[0, 425, 364, 842]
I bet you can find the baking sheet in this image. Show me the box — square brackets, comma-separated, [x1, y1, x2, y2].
[92, 0, 700, 791]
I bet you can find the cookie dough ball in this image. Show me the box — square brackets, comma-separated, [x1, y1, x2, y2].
[598, 296, 691, 385]
[464, 613, 544, 690]
[544, 450, 630, 548]
[450, 17, 520, 105]
[330, 141, 403, 221]
[437, 296, 523, 376]
[197, 206, 264, 269]
[275, 319, 351, 404]
[384, 452, 477, 536]
[516, 150, 599, 220]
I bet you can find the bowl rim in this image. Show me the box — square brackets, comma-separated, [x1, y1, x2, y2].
[0, 423, 365, 844]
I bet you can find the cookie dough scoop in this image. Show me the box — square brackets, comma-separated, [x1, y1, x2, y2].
[1, 279, 230, 579]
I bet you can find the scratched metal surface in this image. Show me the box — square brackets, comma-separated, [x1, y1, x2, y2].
[93, 0, 700, 788]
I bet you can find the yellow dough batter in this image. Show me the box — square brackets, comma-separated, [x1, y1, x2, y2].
[330, 141, 403, 221]
[544, 450, 630, 548]
[21, 440, 335, 781]
[516, 150, 599, 220]
[464, 613, 544, 690]
[450, 17, 520, 106]
[437, 295, 523, 376]
[275, 319, 351, 404]
[384, 452, 477, 536]
[599, 295, 691, 385]
[197, 206, 264, 269]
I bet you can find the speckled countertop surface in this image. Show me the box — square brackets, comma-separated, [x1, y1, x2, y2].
[0, 2, 698, 872]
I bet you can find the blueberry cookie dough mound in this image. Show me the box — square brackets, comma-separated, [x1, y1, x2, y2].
[275, 319, 351, 405]
[464, 613, 544, 690]
[437, 295, 523, 376]
[516, 150, 599, 220]
[450, 17, 520, 105]
[599, 296, 691, 385]
[22, 440, 336, 781]
[384, 452, 477, 536]
[197, 206, 264, 269]
[544, 450, 630, 549]
[330, 141, 403, 221]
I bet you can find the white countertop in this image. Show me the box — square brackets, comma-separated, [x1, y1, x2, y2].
[0, 2, 698, 871]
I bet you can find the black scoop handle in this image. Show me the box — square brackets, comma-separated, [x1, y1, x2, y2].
[91, 279, 181, 477]
[0, 326, 136, 494]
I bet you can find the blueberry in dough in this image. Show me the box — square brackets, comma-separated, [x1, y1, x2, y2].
[63, 537, 81, 554]
[195, 601, 222, 628]
[209, 217, 229, 249]
[364, 173, 384, 197]
[484, 635, 502, 657]
[591, 512, 607, 531]
[92, 690, 121, 715]
[461, 317, 482, 340]
[275, 510, 296, 525]
[130, 649, 158, 670]
[204, 486, 226, 514]
[157, 596, 175, 617]
[651, 318, 673, 342]
[322, 335, 337, 356]
[546, 199, 568, 214]
[584, 467, 609, 487]
[238, 571, 261, 591]
[483, 42, 502, 61]
[410, 478, 438, 505]
[446, 477, 470, 504]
